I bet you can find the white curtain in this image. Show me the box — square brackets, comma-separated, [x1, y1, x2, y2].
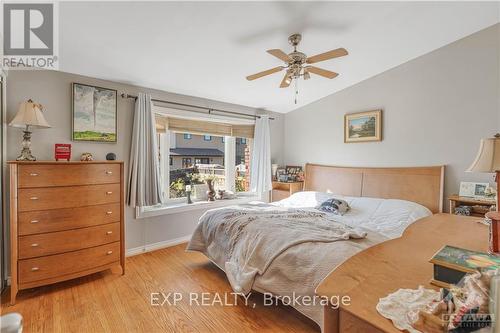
[127, 93, 163, 207]
[250, 115, 272, 193]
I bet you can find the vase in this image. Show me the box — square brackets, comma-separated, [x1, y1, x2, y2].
[206, 179, 216, 201]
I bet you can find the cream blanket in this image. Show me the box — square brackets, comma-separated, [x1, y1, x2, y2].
[188, 203, 367, 295]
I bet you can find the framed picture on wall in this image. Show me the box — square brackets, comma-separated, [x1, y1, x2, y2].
[344, 109, 382, 143]
[72, 83, 117, 143]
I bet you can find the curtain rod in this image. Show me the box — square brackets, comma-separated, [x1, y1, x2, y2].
[120, 93, 275, 121]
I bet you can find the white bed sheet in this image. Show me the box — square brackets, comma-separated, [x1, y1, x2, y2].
[272, 191, 432, 239]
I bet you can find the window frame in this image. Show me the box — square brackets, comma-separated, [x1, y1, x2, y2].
[203, 135, 212, 141]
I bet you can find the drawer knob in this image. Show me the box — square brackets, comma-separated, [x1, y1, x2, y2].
[106, 211, 113, 215]
[30, 220, 39, 224]
[31, 243, 39, 247]
[30, 197, 39, 200]
[106, 231, 113, 235]
[31, 267, 39, 271]
[105, 171, 113, 175]
[106, 250, 113, 255]
[106, 191, 113, 195]
[29, 173, 39, 176]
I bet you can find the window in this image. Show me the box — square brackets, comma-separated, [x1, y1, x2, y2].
[184, 133, 192, 140]
[158, 131, 253, 201]
[195, 158, 210, 165]
[182, 158, 192, 168]
[203, 135, 211, 141]
[240, 138, 247, 144]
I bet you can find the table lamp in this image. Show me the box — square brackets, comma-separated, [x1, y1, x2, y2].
[9, 99, 51, 161]
[467, 133, 500, 254]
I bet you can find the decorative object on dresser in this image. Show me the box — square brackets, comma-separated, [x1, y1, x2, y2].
[8, 161, 125, 304]
[284, 165, 303, 182]
[344, 109, 382, 143]
[106, 152, 116, 161]
[449, 194, 496, 217]
[271, 181, 303, 202]
[429, 245, 500, 289]
[459, 181, 490, 198]
[9, 99, 51, 161]
[80, 152, 94, 161]
[54, 144, 71, 161]
[72, 83, 117, 143]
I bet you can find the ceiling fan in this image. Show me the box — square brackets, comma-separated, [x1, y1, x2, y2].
[246, 33, 348, 103]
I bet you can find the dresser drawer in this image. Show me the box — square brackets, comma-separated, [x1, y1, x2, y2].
[19, 242, 120, 284]
[18, 184, 120, 212]
[18, 164, 120, 188]
[19, 223, 120, 259]
[18, 203, 120, 235]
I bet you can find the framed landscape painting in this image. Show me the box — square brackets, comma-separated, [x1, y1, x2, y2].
[344, 109, 382, 143]
[72, 83, 117, 142]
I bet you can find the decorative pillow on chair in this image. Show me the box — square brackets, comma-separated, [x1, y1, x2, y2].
[318, 198, 350, 215]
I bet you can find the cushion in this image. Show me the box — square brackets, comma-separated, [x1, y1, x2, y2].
[317, 198, 350, 215]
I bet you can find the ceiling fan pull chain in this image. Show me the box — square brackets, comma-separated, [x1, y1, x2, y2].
[294, 78, 299, 104]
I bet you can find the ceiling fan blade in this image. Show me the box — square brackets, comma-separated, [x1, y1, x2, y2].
[306, 66, 339, 79]
[267, 49, 292, 63]
[279, 71, 292, 88]
[246, 66, 284, 81]
[306, 48, 348, 64]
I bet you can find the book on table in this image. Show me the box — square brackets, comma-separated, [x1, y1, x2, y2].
[429, 245, 500, 289]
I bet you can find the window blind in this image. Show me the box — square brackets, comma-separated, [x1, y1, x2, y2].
[155, 115, 255, 138]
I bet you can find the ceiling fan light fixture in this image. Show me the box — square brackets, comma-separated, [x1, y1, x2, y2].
[303, 71, 311, 80]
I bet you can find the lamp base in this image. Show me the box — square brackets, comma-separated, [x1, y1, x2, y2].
[16, 130, 36, 161]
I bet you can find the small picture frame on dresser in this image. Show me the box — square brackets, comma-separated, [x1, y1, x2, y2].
[459, 181, 489, 198]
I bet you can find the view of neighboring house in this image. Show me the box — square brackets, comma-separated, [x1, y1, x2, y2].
[169, 132, 247, 170]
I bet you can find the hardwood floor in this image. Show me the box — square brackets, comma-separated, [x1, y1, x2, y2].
[1, 243, 319, 333]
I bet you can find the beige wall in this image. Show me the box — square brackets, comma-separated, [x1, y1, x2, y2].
[283, 24, 500, 211]
[5, 70, 284, 255]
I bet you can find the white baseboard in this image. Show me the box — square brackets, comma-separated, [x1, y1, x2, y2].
[125, 235, 192, 257]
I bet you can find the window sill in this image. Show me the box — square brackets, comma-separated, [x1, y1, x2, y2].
[135, 194, 261, 219]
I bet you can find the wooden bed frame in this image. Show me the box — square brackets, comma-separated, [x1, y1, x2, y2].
[304, 163, 445, 213]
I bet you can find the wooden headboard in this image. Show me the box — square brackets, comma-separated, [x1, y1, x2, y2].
[304, 163, 445, 213]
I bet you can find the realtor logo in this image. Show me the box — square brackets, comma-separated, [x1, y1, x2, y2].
[2, 2, 58, 69]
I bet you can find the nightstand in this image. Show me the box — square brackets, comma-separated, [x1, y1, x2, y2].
[448, 194, 495, 217]
[271, 181, 303, 202]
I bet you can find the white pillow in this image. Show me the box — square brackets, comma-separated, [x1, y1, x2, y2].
[275, 191, 342, 208]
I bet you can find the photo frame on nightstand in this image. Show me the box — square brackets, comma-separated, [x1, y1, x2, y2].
[459, 181, 489, 198]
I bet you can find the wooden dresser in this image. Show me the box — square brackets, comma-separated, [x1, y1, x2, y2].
[9, 161, 125, 304]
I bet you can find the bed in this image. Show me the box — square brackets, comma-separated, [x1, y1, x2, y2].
[187, 164, 445, 330]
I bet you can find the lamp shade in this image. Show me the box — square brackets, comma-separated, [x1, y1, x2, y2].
[467, 134, 500, 173]
[9, 100, 51, 129]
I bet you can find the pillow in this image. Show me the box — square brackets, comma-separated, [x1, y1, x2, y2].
[317, 198, 350, 215]
[275, 191, 338, 208]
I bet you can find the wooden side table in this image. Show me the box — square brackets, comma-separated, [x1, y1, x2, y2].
[448, 194, 495, 217]
[271, 181, 303, 202]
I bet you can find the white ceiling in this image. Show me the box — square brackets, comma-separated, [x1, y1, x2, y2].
[59, 1, 500, 113]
